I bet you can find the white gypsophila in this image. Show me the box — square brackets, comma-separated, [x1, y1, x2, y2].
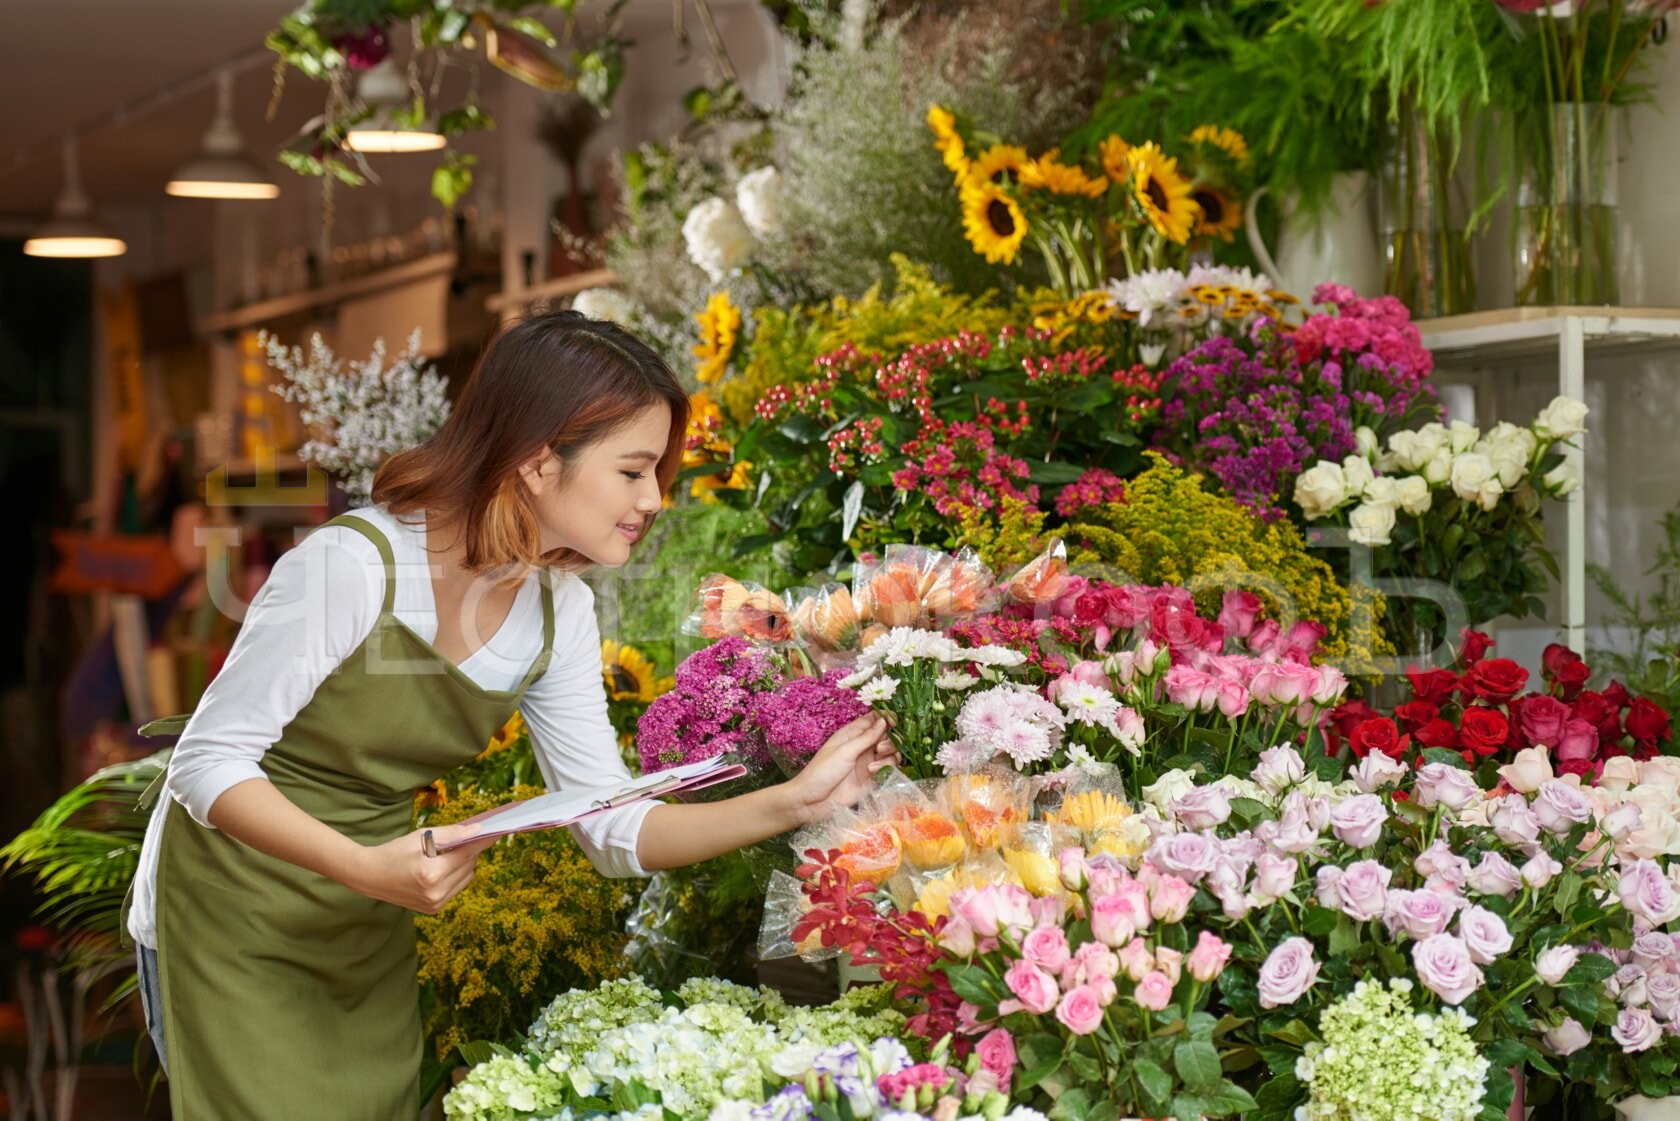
[265, 329, 451, 505]
[735, 166, 785, 237]
[571, 287, 636, 326]
[1056, 680, 1122, 726]
[681, 197, 753, 282]
[858, 676, 900, 703]
[1105, 268, 1188, 328]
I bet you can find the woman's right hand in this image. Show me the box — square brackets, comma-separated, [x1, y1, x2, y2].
[346, 823, 499, 915]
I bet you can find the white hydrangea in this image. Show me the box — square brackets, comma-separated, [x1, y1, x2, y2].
[264, 329, 450, 505]
[735, 166, 784, 237]
[570, 287, 636, 325]
[682, 197, 753, 282]
[1296, 978, 1488, 1121]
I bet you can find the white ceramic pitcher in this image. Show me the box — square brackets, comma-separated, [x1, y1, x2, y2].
[1245, 171, 1383, 300]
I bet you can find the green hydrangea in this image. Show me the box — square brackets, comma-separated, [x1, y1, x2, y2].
[441, 1054, 569, 1121]
[1297, 978, 1489, 1121]
[523, 976, 662, 1060]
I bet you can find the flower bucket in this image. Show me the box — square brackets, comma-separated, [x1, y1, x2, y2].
[1615, 1095, 1680, 1121]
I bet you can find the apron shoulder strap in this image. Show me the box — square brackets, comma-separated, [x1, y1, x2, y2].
[323, 513, 399, 615]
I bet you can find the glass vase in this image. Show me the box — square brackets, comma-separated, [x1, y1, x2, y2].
[1378, 104, 1477, 319]
[1515, 101, 1619, 307]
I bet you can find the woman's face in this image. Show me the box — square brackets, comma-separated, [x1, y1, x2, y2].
[521, 404, 671, 567]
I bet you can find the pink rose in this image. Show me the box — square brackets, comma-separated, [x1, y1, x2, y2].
[1132, 970, 1175, 1012]
[1353, 751, 1407, 792]
[1312, 665, 1348, 705]
[1619, 860, 1680, 926]
[1091, 885, 1148, 947]
[1215, 681, 1251, 719]
[1252, 745, 1307, 793]
[1219, 589, 1262, 639]
[1071, 941, 1120, 983]
[1518, 694, 1571, 749]
[1334, 860, 1392, 922]
[1383, 888, 1458, 940]
[1556, 718, 1600, 764]
[1522, 853, 1563, 890]
[975, 1028, 1017, 1092]
[1173, 786, 1233, 830]
[1149, 875, 1196, 923]
[1000, 959, 1060, 1015]
[1058, 847, 1088, 893]
[1544, 1017, 1592, 1056]
[1458, 905, 1514, 965]
[1412, 934, 1484, 1005]
[1613, 1007, 1663, 1053]
[1533, 780, 1595, 834]
[1535, 945, 1580, 985]
[1492, 797, 1543, 847]
[1414, 763, 1482, 812]
[1055, 984, 1106, 1035]
[1252, 853, 1300, 904]
[1021, 925, 1071, 974]
[1117, 937, 1154, 982]
[1330, 794, 1388, 849]
[1163, 665, 1218, 711]
[1467, 852, 1524, 900]
[1187, 931, 1232, 982]
[951, 884, 1034, 940]
[940, 914, 977, 957]
[1257, 937, 1321, 1009]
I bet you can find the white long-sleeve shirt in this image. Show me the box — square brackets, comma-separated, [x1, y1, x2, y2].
[127, 506, 652, 949]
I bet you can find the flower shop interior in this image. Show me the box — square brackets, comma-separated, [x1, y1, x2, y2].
[6, 1, 1680, 1119]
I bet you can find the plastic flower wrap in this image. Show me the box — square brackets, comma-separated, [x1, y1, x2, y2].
[686, 573, 795, 646]
[1002, 537, 1070, 607]
[785, 582, 864, 668]
[855, 544, 945, 629]
[944, 767, 1032, 852]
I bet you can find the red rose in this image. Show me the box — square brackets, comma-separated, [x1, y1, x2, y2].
[1414, 718, 1460, 750]
[1517, 694, 1571, 749]
[1556, 718, 1600, 764]
[1459, 706, 1511, 757]
[1573, 691, 1622, 744]
[1603, 682, 1633, 710]
[1542, 643, 1591, 700]
[1349, 716, 1409, 760]
[1626, 697, 1673, 746]
[1330, 699, 1379, 741]
[1394, 699, 1441, 734]
[1458, 629, 1497, 666]
[1406, 668, 1460, 706]
[1462, 658, 1529, 704]
[1556, 756, 1595, 779]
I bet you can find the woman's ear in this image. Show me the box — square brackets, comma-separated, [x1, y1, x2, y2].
[517, 449, 556, 495]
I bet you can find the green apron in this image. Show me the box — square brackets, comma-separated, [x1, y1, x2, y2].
[153, 514, 555, 1119]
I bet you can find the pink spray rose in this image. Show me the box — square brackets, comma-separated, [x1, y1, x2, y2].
[1133, 970, 1175, 1011]
[1000, 959, 1060, 1016]
[1187, 931, 1232, 982]
[1021, 925, 1072, 975]
[1117, 937, 1154, 982]
[975, 1028, 1017, 1092]
[1149, 875, 1197, 923]
[1055, 985, 1106, 1035]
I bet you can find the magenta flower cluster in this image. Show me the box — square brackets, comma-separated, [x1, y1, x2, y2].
[637, 636, 781, 772]
[750, 669, 871, 771]
[1053, 467, 1127, 519]
[1292, 283, 1436, 429]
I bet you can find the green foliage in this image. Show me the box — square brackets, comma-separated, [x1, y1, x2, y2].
[1588, 502, 1680, 741]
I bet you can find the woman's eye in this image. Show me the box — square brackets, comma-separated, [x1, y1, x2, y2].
[622, 471, 646, 481]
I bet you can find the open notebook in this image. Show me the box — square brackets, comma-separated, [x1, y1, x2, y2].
[425, 755, 747, 853]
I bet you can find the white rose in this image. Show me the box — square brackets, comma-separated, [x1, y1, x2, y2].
[1482, 422, 1538, 461]
[1356, 426, 1380, 459]
[1394, 475, 1432, 516]
[1535, 395, 1589, 441]
[1388, 429, 1445, 473]
[1340, 455, 1375, 498]
[681, 197, 753, 282]
[1451, 453, 1504, 510]
[734, 166, 784, 237]
[1348, 501, 1397, 546]
[1447, 420, 1481, 453]
[1421, 446, 1454, 485]
[1142, 768, 1198, 815]
[1543, 461, 1580, 498]
[570, 287, 635, 326]
[1294, 461, 1348, 520]
[1486, 442, 1530, 488]
[1363, 476, 1400, 508]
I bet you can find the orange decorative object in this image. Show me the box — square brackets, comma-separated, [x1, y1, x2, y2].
[50, 532, 185, 600]
[695, 574, 794, 644]
[893, 806, 966, 870]
[1005, 537, 1070, 605]
[835, 821, 903, 882]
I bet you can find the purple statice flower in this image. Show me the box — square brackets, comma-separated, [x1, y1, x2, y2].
[748, 669, 871, 774]
[638, 638, 782, 772]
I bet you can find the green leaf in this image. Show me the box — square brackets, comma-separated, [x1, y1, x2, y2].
[1558, 983, 1601, 1024]
[944, 963, 1002, 1007]
[1172, 1038, 1223, 1093]
[1028, 460, 1091, 485]
[1048, 1088, 1094, 1121]
[1064, 1045, 1103, 1082]
[1561, 951, 1617, 985]
[1302, 905, 1339, 937]
[1329, 914, 1363, 958]
[1421, 746, 1471, 770]
[1228, 797, 1268, 827]
[503, 15, 557, 45]
[1552, 871, 1584, 919]
[1264, 1018, 1317, 1046]
[1175, 1081, 1260, 1118]
[1133, 1056, 1173, 1104]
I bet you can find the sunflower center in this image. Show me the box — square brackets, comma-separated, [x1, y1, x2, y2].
[608, 666, 641, 695]
[1145, 176, 1168, 213]
[987, 199, 1017, 237]
[1194, 189, 1224, 224]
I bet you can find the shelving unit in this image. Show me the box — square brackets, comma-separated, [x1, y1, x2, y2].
[485, 267, 615, 320]
[1414, 306, 1680, 653]
[197, 251, 460, 336]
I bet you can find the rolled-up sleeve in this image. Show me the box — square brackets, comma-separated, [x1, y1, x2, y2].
[165, 527, 383, 827]
[519, 576, 651, 879]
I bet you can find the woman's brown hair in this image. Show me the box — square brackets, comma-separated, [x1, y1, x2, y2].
[372, 310, 689, 572]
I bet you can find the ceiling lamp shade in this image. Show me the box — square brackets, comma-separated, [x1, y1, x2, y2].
[166, 70, 279, 199]
[343, 57, 445, 154]
[23, 137, 126, 258]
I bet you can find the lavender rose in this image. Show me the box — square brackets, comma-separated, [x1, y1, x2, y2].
[1414, 763, 1482, 813]
[1613, 1007, 1663, 1053]
[1412, 933, 1485, 1005]
[1147, 832, 1220, 883]
[1173, 786, 1233, 830]
[1534, 945, 1581, 985]
[1620, 860, 1680, 926]
[1467, 851, 1524, 900]
[1330, 794, 1388, 850]
[1533, 780, 1595, 835]
[1384, 888, 1459, 940]
[1257, 937, 1321, 1009]
[1544, 1017, 1592, 1056]
[1334, 860, 1393, 922]
[1458, 905, 1514, 965]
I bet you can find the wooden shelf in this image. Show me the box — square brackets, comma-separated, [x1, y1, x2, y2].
[197, 252, 460, 335]
[485, 267, 616, 315]
[1417, 305, 1680, 360]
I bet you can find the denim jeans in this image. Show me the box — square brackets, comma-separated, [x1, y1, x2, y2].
[136, 945, 167, 1073]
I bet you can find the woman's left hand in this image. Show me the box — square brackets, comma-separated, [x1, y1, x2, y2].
[782, 714, 897, 825]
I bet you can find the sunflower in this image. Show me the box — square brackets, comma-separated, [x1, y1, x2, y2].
[960, 181, 1029, 265]
[478, 711, 527, 760]
[689, 457, 753, 502]
[925, 104, 969, 179]
[1019, 149, 1108, 198]
[1098, 134, 1131, 185]
[692, 291, 741, 384]
[1191, 185, 1243, 242]
[601, 639, 669, 703]
[965, 144, 1030, 189]
[1127, 143, 1201, 244]
[1189, 124, 1249, 165]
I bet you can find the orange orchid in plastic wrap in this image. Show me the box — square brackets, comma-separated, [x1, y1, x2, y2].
[833, 818, 903, 883]
[922, 547, 997, 622]
[686, 573, 794, 645]
[787, 583, 863, 661]
[944, 769, 1028, 851]
[1004, 536, 1070, 606]
[854, 547, 939, 629]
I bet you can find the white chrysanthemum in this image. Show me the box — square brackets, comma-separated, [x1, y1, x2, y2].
[961, 644, 1029, 668]
[735, 166, 784, 236]
[1056, 680, 1121, 726]
[1105, 268, 1188, 328]
[858, 676, 899, 703]
[858, 626, 961, 668]
[936, 670, 980, 691]
[681, 197, 753, 282]
[571, 287, 636, 325]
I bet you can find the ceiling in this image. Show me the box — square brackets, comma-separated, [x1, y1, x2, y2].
[0, 0, 720, 219]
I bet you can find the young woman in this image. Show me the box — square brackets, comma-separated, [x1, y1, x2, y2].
[125, 311, 895, 1119]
